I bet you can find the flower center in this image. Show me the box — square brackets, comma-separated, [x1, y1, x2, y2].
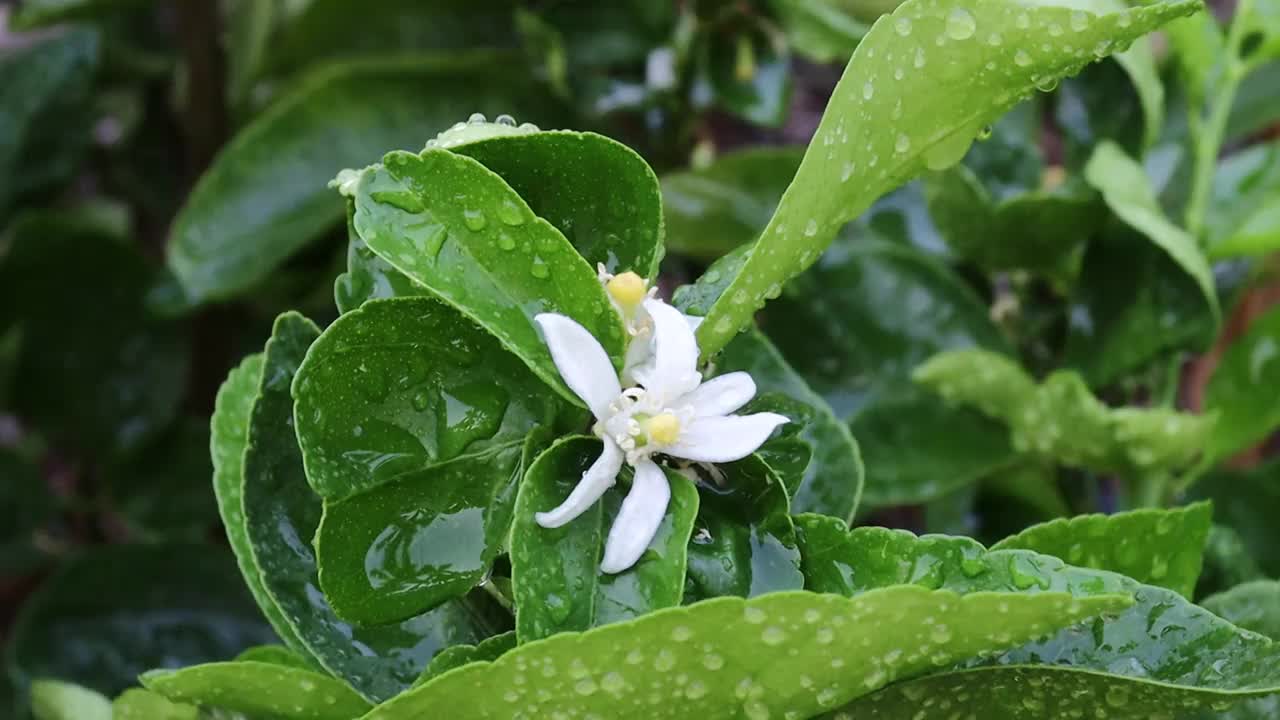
[606, 271, 647, 309]
[644, 413, 681, 445]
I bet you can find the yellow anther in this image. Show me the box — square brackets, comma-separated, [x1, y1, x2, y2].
[645, 413, 681, 445]
[606, 271, 647, 308]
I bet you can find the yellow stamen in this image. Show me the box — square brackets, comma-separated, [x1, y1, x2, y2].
[606, 271, 647, 308]
[645, 413, 680, 445]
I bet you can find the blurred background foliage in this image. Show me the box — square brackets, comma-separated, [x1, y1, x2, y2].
[1, 0, 1279, 717]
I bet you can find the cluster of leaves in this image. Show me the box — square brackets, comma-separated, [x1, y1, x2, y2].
[4, 0, 1280, 718]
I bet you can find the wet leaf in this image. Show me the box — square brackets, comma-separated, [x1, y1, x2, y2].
[166, 54, 564, 304]
[662, 147, 803, 261]
[232, 645, 315, 670]
[243, 312, 504, 701]
[7, 544, 275, 699]
[796, 516, 1280, 718]
[715, 329, 864, 520]
[991, 501, 1213, 597]
[413, 632, 516, 688]
[1084, 140, 1220, 322]
[362, 586, 1127, 720]
[29, 680, 111, 720]
[141, 662, 372, 720]
[684, 456, 805, 602]
[1206, 141, 1280, 259]
[1204, 304, 1280, 461]
[344, 147, 625, 403]
[695, 0, 1201, 356]
[111, 689, 199, 720]
[334, 202, 426, 314]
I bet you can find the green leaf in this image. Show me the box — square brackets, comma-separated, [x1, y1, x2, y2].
[684, 455, 805, 602]
[211, 352, 303, 648]
[795, 516, 1280, 717]
[1190, 460, 1280, 578]
[233, 645, 315, 670]
[345, 147, 626, 403]
[363, 587, 1127, 720]
[1206, 140, 1280, 258]
[166, 54, 564, 304]
[1203, 580, 1280, 639]
[7, 544, 274, 699]
[1198, 524, 1267, 599]
[1084, 140, 1220, 322]
[293, 297, 562, 501]
[111, 689, 199, 720]
[1063, 227, 1217, 385]
[772, 0, 872, 63]
[512, 437, 699, 643]
[0, 214, 189, 457]
[715, 329, 864, 520]
[915, 348, 1214, 479]
[662, 147, 803, 260]
[141, 662, 371, 720]
[1204, 304, 1280, 460]
[29, 680, 111, 720]
[451, 130, 665, 278]
[413, 632, 516, 688]
[243, 312, 507, 701]
[694, 0, 1201, 356]
[759, 240, 1012, 506]
[990, 501, 1213, 597]
[334, 202, 426, 314]
[0, 29, 99, 220]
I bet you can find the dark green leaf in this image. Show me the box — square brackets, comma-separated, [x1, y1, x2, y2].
[413, 632, 516, 688]
[695, 0, 1201, 356]
[7, 544, 275, 698]
[364, 587, 1126, 720]
[662, 148, 803, 260]
[697, 25, 793, 127]
[1190, 460, 1280, 578]
[334, 202, 425, 314]
[1204, 304, 1280, 460]
[244, 312, 506, 701]
[345, 147, 625, 403]
[1206, 140, 1280, 259]
[167, 54, 565, 304]
[106, 419, 218, 541]
[511, 437, 699, 643]
[716, 329, 864, 520]
[684, 455, 804, 602]
[991, 501, 1213, 597]
[142, 662, 371, 720]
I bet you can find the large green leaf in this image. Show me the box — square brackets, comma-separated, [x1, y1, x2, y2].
[1204, 304, 1280, 461]
[211, 352, 302, 648]
[1084, 140, 1220, 322]
[29, 680, 111, 720]
[5, 544, 274, 699]
[511, 437, 699, 643]
[796, 516, 1280, 717]
[1190, 461, 1280, 578]
[452, 130, 665, 278]
[0, 29, 99, 221]
[1206, 140, 1280, 258]
[0, 214, 189, 457]
[292, 297, 561, 501]
[759, 240, 1012, 506]
[166, 54, 563, 304]
[662, 148, 804, 260]
[990, 501, 1213, 597]
[694, 0, 1201, 356]
[716, 329, 864, 520]
[344, 147, 625, 403]
[413, 632, 516, 688]
[684, 455, 805, 602]
[142, 662, 372, 720]
[362, 586, 1127, 720]
[243, 312, 503, 701]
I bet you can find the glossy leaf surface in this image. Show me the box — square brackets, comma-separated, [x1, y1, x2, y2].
[363, 587, 1126, 720]
[512, 437, 699, 642]
[167, 55, 564, 303]
[991, 501, 1213, 597]
[142, 662, 372, 720]
[696, 0, 1201, 356]
[111, 689, 199, 720]
[413, 632, 516, 688]
[346, 147, 625, 402]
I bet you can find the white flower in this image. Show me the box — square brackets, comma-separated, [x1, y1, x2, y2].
[533, 297, 787, 574]
[594, 263, 702, 386]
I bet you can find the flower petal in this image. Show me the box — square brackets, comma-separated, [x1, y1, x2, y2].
[600, 458, 670, 574]
[676, 371, 757, 418]
[620, 326, 655, 388]
[534, 313, 621, 419]
[665, 412, 789, 463]
[535, 440, 624, 528]
[639, 298, 701, 402]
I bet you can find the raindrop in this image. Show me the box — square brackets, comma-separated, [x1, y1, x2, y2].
[987, 32, 1002, 46]
[1015, 12, 1031, 29]
[462, 209, 488, 231]
[601, 672, 625, 694]
[703, 653, 726, 670]
[1034, 76, 1060, 92]
[895, 134, 911, 153]
[574, 679, 598, 696]
[411, 389, 432, 412]
[863, 81, 875, 100]
[497, 233, 517, 251]
[671, 626, 693, 642]
[945, 8, 977, 40]
[653, 649, 677, 672]
[685, 681, 708, 700]
[468, 112, 487, 124]
[530, 257, 550, 278]
[761, 627, 787, 646]
[804, 219, 819, 237]
[895, 17, 913, 36]
[1117, 12, 1132, 27]
[495, 114, 517, 126]
[497, 200, 525, 226]
[1105, 687, 1129, 707]
[914, 47, 926, 68]
[1070, 11, 1090, 31]
[1014, 49, 1032, 67]
[1048, 23, 1064, 37]
[977, 125, 992, 140]
[923, 130, 975, 170]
